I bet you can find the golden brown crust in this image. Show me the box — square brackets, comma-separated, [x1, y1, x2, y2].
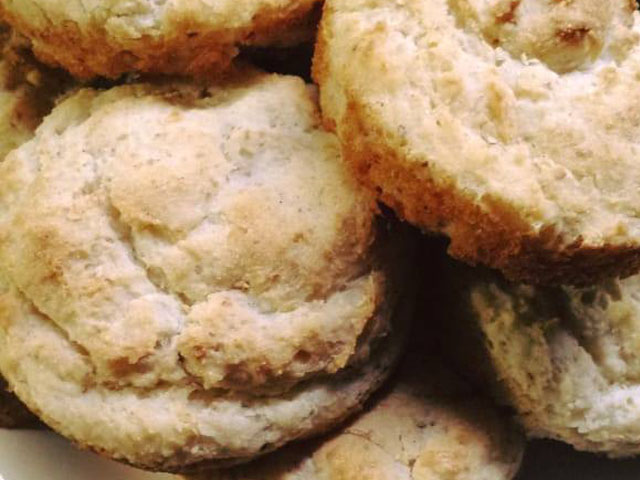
[313, 17, 640, 286]
[337, 97, 640, 286]
[313, 0, 640, 286]
[0, 1, 318, 79]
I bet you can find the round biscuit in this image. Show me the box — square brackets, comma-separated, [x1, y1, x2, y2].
[315, 0, 640, 285]
[0, 70, 411, 471]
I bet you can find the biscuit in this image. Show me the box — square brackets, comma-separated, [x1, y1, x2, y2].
[185, 324, 525, 480]
[0, 70, 411, 471]
[0, 0, 321, 79]
[0, 25, 69, 161]
[315, 0, 640, 285]
[440, 256, 640, 456]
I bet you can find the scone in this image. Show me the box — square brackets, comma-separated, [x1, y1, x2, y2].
[0, 0, 321, 79]
[185, 322, 525, 480]
[0, 70, 412, 471]
[315, 0, 640, 285]
[0, 25, 69, 161]
[439, 255, 640, 456]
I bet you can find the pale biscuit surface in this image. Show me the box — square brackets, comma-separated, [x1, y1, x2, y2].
[0, 27, 69, 429]
[0, 71, 407, 471]
[447, 263, 640, 456]
[0, 0, 319, 78]
[187, 340, 524, 480]
[315, 0, 640, 284]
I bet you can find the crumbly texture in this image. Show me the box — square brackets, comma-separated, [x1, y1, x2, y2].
[0, 71, 409, 471]
[0, 0, 320, 79]
[315, 0, 640, 285]
[185, 334, 524, 480]
[444, 259, 640, 457]
[0, 25, 69, 161]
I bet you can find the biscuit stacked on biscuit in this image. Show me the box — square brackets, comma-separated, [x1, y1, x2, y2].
[0, 70, 414, 471]
[5, 0, 640, 477]
[315, 0, 640, 285]
[185, 321, 524, 480]
[310, 0, 640, 467]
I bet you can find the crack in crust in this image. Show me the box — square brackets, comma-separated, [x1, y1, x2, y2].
[0, 264, 410, 472]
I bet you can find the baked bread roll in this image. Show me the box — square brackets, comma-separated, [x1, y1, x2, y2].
[185, 321, 524, 480]
[440, 257, 640, 456]
[315, 0, 640, 285]
[0, 70, 411, 471]
[0, 0, 320, 79]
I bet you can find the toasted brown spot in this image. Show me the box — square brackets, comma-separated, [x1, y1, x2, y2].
[556, 26, 591, 45]
[109, 356, 153, 378]
[495, 1, 521, 24]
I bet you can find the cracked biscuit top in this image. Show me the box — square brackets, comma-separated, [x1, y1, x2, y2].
[315, 0, 640, 285]
[0, 0, 319, 78]
[0, 70, 403, 470]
